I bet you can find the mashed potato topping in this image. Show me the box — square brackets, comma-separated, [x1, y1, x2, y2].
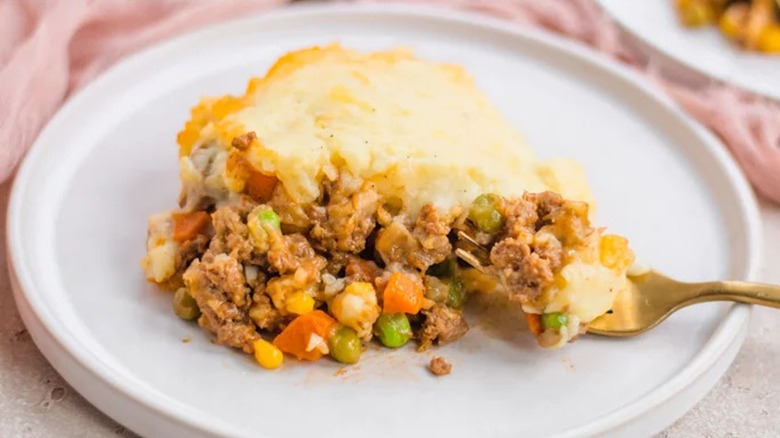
[178, 44, 592, 213]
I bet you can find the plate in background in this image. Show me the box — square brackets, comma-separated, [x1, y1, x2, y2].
[599, 0, 780, 100]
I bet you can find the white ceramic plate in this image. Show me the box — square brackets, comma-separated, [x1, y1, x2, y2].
[8, 5, 762, 438]
[598, 0, 780, 101]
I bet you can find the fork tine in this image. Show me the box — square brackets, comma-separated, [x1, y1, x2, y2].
[456, 230, 491, 258]
[455, 229, 515, 292]
[457, 230, 482, 248]
[455, 248, 488, 274]
[455, 230, 493, 275]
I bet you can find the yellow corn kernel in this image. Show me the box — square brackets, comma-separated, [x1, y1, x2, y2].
[757, 25, 780, 53]
[599, 234, 634, 272]
[286, 291, 315, 315]
[253, 339, 283, 369]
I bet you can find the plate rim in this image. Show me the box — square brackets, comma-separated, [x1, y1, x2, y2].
[596, 0, 780, 102]
[6, 3, 763, 437]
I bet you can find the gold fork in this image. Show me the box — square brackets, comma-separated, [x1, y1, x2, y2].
[455, 231, 780, 337]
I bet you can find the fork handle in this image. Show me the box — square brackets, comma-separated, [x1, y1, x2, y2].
[684, 281, 780, 309]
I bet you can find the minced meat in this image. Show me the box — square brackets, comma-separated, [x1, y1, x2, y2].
[309, 174, 381, 253]
[490, 191, 592, 302]
[429, 356, 452, 376]
[418, 304, 469, 351]
[209, 198, 262, 264]
[157, 233, 211, 291]
[183, 252, 257, 353]
[409, 204, 455, 271]
[374, 203, 457, 273]
[267, 234, 326, 278]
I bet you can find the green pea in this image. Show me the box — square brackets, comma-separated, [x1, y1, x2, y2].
[249, 206, 281, 250]
[468, 194, 503, 234]
[446, 277, 465, 308]
[173, 288, 201, 321]
[257, 207, 281, 231]
[374, 314, 412, 348]
[328, 326, 362, 364]
[542, 312, 568, 330]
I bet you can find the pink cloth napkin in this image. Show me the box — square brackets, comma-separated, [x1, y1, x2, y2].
[2, 0, 779, 203]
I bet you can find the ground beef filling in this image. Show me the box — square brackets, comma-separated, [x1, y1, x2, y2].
[160, 172, 594, 360]
[489, 192, 591, 304]
[418, 304, 469, 351]
[429, 356, 452, 376]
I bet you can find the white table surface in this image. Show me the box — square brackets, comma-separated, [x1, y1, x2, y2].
[1, 179, 779, 437]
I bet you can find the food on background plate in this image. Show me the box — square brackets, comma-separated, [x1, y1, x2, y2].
[141, 44, 635, 370]
[675, 0, 780, 53]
